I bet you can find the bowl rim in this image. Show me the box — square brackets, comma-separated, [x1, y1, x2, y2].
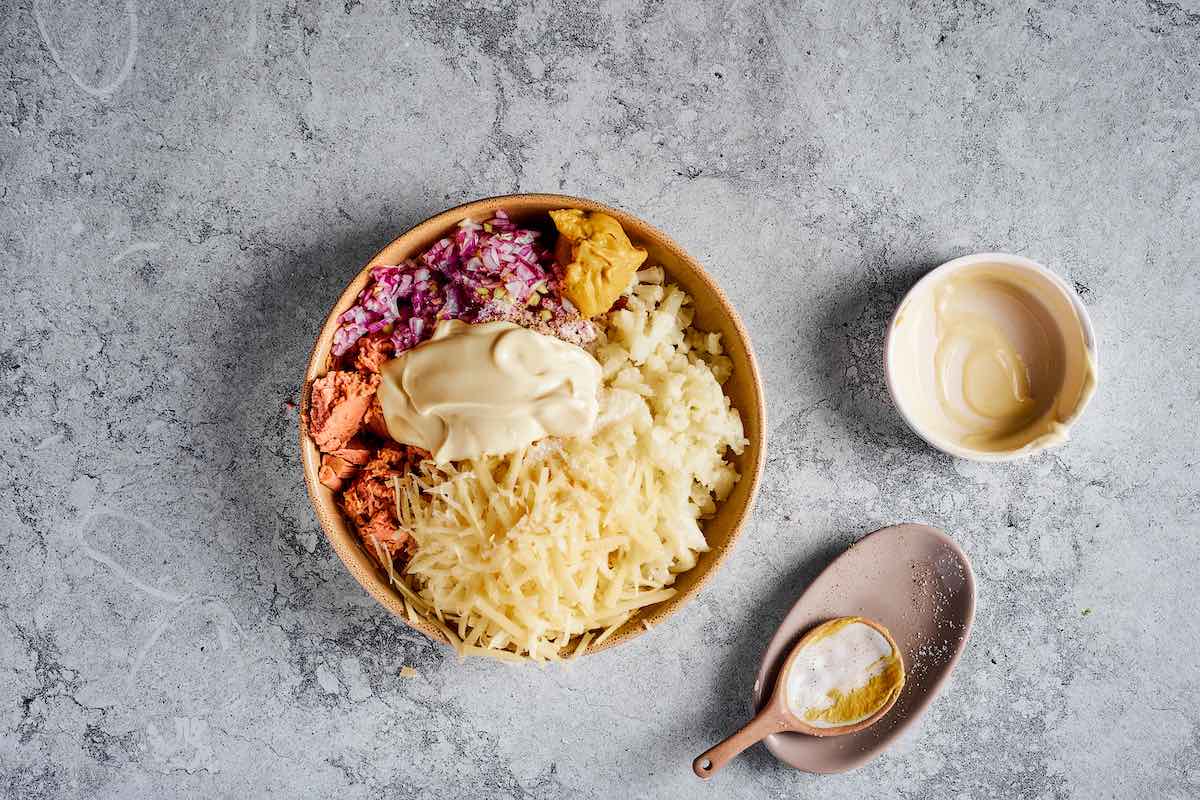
[299, 192, 766, 658]
[883, 251, 1099, 462]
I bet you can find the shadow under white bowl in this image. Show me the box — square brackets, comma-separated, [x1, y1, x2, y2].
[884, 253, 1098, 462]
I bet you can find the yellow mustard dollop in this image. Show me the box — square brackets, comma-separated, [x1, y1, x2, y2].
[550, 209, 648, 318]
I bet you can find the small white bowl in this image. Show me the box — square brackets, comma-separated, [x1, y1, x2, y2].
[885, 253, 1098, 462]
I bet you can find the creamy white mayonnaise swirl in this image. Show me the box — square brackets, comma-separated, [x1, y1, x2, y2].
[377, 320, 600, 463]
[785, 618, 902, 729]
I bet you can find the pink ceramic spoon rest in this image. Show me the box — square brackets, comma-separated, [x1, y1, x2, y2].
[695, 523, 975, 777]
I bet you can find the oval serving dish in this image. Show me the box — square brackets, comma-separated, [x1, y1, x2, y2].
[752, 524, 975, 772]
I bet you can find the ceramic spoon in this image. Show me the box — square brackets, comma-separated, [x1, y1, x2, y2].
[692, 616, 902, 779]
[695, 523, 975, 778]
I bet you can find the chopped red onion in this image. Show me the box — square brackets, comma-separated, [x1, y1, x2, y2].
[330, 210, 596, 359]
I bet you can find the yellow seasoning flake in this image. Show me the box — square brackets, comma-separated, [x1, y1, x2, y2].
[399, 666, 418, 678]
[784, 616, 905, 729]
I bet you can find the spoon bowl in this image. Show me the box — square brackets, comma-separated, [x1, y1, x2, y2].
[777, 616, 906, 738]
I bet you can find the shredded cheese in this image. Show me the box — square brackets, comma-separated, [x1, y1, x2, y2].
[386, 275, 746, 661]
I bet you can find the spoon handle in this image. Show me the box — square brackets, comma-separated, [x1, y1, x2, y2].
[692, 708, 790, 779]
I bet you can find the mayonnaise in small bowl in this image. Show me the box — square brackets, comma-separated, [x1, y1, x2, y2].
[885, 253, 1098, 461]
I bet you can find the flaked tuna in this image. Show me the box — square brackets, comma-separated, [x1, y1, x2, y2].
[340, 444, 424, 565]
[307, 370, 379, 453]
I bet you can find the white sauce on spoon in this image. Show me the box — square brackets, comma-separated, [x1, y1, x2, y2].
[785, 619, 899, 728]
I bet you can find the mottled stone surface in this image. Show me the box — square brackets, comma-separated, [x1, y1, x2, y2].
[2, 1, 1198, 797]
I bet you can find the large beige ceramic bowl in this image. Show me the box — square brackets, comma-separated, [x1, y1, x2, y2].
[300, 194, 765, 657]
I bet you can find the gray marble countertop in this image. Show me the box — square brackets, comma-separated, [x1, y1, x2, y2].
[3, 1, 1198, 798]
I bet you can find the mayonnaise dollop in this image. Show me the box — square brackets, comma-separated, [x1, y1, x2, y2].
[785, 617, 904, 729]
[377, 320, 601, 463]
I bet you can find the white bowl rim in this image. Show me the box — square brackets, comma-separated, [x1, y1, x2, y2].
[883, 252, 1099, 462]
